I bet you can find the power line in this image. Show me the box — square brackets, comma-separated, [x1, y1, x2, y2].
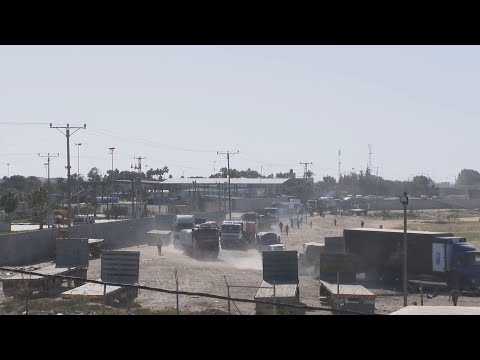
[49, 123, 86, 239]
[86, 128, 216, 154]
[0, 122, 50, 125]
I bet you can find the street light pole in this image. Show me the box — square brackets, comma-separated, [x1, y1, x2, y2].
[75, 143, 82, 214]
[109, 147, 115, 219]
[6, 163, 10, 177]
[399, 191, 409, 307]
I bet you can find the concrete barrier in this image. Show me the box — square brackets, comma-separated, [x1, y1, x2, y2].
[0, 211, 227, 266]
[0, 229, 55, 266]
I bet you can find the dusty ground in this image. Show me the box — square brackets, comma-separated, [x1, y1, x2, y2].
[2, 210, 480, 315]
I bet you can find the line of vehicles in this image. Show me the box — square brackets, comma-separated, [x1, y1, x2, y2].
[299, 227, 480, 293]
[171, 214, 284, 259]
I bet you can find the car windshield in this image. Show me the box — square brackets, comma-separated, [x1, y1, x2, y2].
[195, 229, 219, 240]
[222, 225, 241, 233]
[259, 233, 278, 244]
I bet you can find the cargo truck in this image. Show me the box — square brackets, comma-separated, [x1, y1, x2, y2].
[343, 228, 480, 291]
[220, 220, 256, 250]
[178, 221, 220, 259]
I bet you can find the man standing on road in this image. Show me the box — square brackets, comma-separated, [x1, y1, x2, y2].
[285, 224, 289, 236]
[449, 288, 461, 306]
[334, 219, 337, 227]
[279, 221, 283, 234]
[157, 237, 163, 255]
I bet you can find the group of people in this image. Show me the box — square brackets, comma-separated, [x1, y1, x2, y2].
[279, 216, 309, 236]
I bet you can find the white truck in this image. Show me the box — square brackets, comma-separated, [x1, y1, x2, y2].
[173, 215, 196, 249]
[220, 220, 256, 250]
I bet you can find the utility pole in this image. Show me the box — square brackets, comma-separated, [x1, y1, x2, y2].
[338, 149, 341, 182]
[132, 156, 146, 217]
[6, 163, 10, 178]
[368, 144, 372, 174]
[217, 150, 239, 220]
[75, 143, 82, 214]
[38, 153, 59, 229]
[107, 147, 115, 219]
[50, 123, 86, 239]
[299, 161, 313, 222]
[399, 192, 409, 307]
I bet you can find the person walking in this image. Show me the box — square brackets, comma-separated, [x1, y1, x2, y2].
[361, 220, 365, 228]
[157, 237, 163, 255]
[449, 288, 461, 306]
[334, 219, 337, 227]
[310, 221, 313, 228]
[279, 221, 283, 234]
[290, 217, 294, 228]
[285, 224, 289, 236]
[297, 219, 300, 229]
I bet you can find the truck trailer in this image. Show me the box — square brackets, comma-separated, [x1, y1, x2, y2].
[173, 215, 196, 249]
[343, 228, 480, 291]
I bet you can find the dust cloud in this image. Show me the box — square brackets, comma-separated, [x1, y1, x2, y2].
[218, 249, 262, 270]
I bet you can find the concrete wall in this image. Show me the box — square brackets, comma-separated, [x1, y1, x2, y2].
[73, 217, 158, 249]
[0, 211, 227, 266]
[231, 198, 278, 212]
[0, 229, 55, 266]
[0, 222, 11, 232]
[367, 198, 480, 211]
[0, 217, 159, 266]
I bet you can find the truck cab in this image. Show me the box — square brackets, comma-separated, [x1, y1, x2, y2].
[220, 221, 244, 250]
[437, 238, 480, 290]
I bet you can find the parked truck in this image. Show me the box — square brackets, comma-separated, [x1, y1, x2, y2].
[343, 228, 480, 291]
[220, 220, 256, 250]
[178, 221, 220, 259]
[173, 215, 196, 249]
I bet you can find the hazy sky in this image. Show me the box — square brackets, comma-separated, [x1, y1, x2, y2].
[0, 45, 477, 183]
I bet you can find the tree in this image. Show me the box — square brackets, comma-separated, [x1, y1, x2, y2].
[146, 166, 169, 180]
[0, 189, 19, 215]
[456, 169, 480, 186]
[27, 187, 48, 229]
[275, 172, 291, 179]
[87, 167, 102, 182]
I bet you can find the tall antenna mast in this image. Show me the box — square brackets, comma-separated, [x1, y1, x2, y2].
[368, 144, 372, 173]
[338, 149, 341, 182]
